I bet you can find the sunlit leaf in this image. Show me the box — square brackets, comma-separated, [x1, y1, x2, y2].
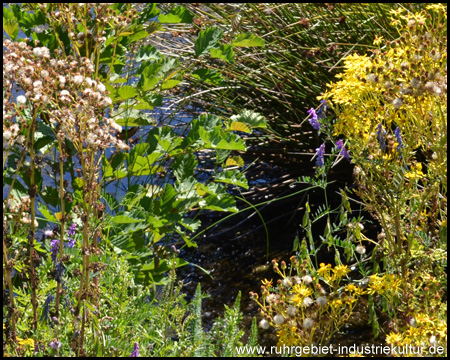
[225, 156, 244, 167]
[118, 86, 137, 100]
[230, 110, 266, 128]
[229, 121, 251, 133]
[210, 44, 235, 64]
[158, 6, 193, 23]
[231, 32, 265, 47]
[194, 27, 222, 57]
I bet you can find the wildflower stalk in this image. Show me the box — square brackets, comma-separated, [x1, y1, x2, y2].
[55, 138, 66, 316]
[2, 239, 17, 339]
[28, 111, 39, 330]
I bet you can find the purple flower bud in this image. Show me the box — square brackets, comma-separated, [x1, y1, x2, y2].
[336, 139, 350, 160]
[376, 124, 386, 150]
[315, 143, 326, 167]
[307, 108, 321, 134]
[394, 127, 404, 151]
[66, 223, 77, 248]
[130, 342, 139, 357]
[50, 240, 60, 265]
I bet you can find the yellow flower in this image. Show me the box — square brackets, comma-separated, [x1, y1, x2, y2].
[261, 278, 273, 288]
[373, 35, 384, 46]
[18, 338, 35, 348]
[386, 332, 403, 345]
[333, 265, 350, 279]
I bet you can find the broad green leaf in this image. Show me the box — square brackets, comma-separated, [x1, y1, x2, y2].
[230, 110, 266, 128]
[138, 74, 158, 92]
[158, 6, 193, 23]
[231, 32, 265, 47]
[191, 68, 224, 86]
[202, 194, 238, 212]
[112, 105, 155, 126]
[118, 86, 137, 100]
[112, 215, 144, 224]
[129, 30, 149, 42]
[38, 204, 57, 223]
[199, 126, 246, 151]
[215, 170, 249, 189]
[137, 3, 160, 24]
[210, 44, 235, 64]
[136, 44, 160, 62]
[194, 27, 222, 58]
[3, 18, 19, 40]
[228, 121, 251, 133]
[173, 154, 197, 183]
[161, 79, 180, 90]
[225, 156, 244, 167]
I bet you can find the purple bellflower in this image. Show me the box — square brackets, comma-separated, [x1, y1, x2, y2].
[315, 143, 326, 167]
[307, 108, 321, 134]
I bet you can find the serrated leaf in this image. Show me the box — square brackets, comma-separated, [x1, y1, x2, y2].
[161, 79, 180, 90]
[3, 18, 19, 40]
[230, 110, 266, 128]
[173, 154, 197, 183]
[158, 6, 193, 24]
[136, 44, 160, 62]
[231, 32, 265, 47]
[195, 27, 222, 58]
[215, 170, 248, 189]
[38, 204, 57, 223]
[118, 86, 137, 100]
[210, 44, 235, 64]
[191, 68, 224, 86]
[225, 156, 244, 167]
[229, 121, 251, 133]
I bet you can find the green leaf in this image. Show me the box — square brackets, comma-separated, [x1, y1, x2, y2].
[136, 44, 160, 62]
[3, 17, 19, 40]
[137, 4, 160, 25]
[202, 194, 238, 212]
[215, 170, 249, 189]
[194, 27, 222, 58]
[225, 156, 244, 167]
[231, 32, 265, 47]
[191, 68, 224, 86]
[38, 203, 57, 223]
[231, 110, 266, 128]
[173, 154, 197, 183]
[129, 30, 150, 42]
[161, 79, 181, 90]
[112, 215, 145, 224]
[210, 44, 235, 64]
[118, 86, 137, 100]
[138, 74, 158, 92]
[158, 6, 193, 24]
[112, 104, 155, 126]
[228, 121, 251, 133]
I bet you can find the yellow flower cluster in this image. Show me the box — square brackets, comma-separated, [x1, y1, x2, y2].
[367, 274, 401, 296]
[254, 258, 366, 348]
[386, 313, 447, 357]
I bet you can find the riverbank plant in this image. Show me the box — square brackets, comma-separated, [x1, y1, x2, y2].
[253, 3, 447, 355]
[3, 3, 265, 356]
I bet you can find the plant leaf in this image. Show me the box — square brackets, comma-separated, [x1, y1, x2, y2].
[231, 32, 265, 47]
[194, 27, 222, 58]
[158, 6, 193, 23]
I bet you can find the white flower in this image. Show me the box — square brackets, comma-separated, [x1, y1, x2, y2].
[303, 297, 314, 307]
[287, 306, 297, 317]
[58, 75, 66, 84]
[273, 314, 285, 325]
[282, 278, 292, 288]
[356, 245, 366, 255]
[17, 95, 27, 105]
[302, 275, 313, 284]
[101, 97, 112, 107]
[33, 80, 43, 89]
[259, 319, 270, 330]
[266, 294, 278, 304]
[60, 90, 70, 97]
[4, 130, 12, 140]
[392, 98, 403, 109]
[97, 83, 106, 93]
[302, 318, 314, 329]
[85, 77, 93, 87]
[33, 46, 50, 58]
[429, 335, 437, 346]
[41, 70, 49, 78]
[73, 75, 84, 85]
[86, 133, 97, 145]
[316, 296, 327, 306]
